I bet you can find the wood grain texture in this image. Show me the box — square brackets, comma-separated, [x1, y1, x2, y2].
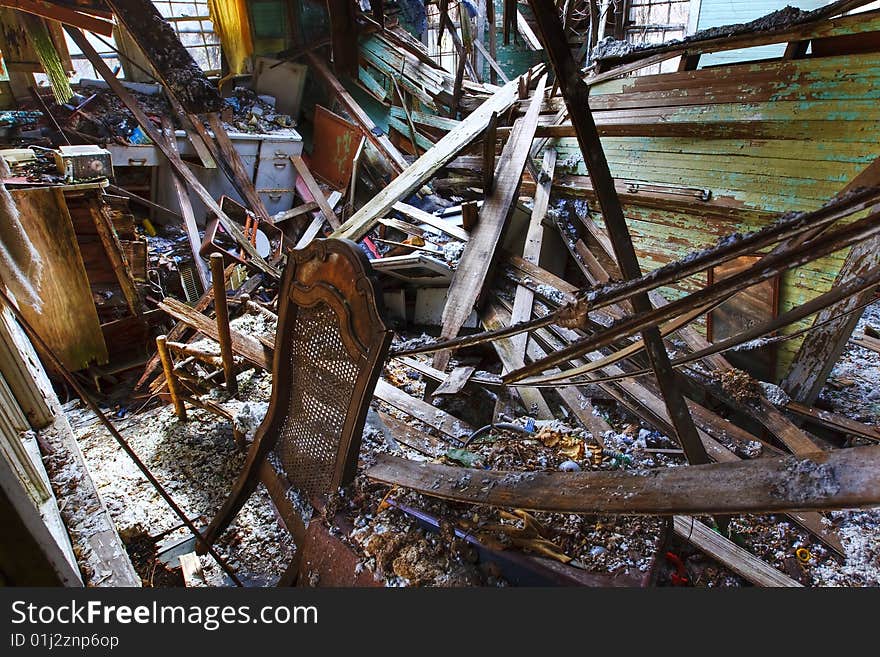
[10, 188, 107, 370]
[366, 444, 880, 515]
[433, 74, 547, 371]
[672, 517, 801, 587]
[480, 303, 553, 419]
[331, 72, 526, 242]
[290, 155, 341, 230]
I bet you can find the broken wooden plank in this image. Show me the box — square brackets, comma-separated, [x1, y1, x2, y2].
[162, 117, 209, 291]
[135, 264, 235, 389]
[574, 203, 860, 495]
[205, 114, 271, 220]
[331, 72, 528, 242]
[434, 366, 476, 396]
[592, 2, 880, 69]
[90, 203, 142, 317]
[852, 333, 880, 355]
[294, 190, 343, 249]
[178, 551, 207, 587]
[672, 517, 801, 588]
[474, 38, 510, 84]
[433, 73, 547, 372]
[272, 202, 319, 224]
[509, 290, 845, 556]
[377, 411, 446, 457]
[785, 401, 880, 443]
[104, 0, 223, 114]
[10, 188, 107, 370]
[305, 51, 409, 175]
[3, 0, 114, 36]
[516, 10, 543, 50]
[290, 155, 341, 230]
[510, 148, 555, 357]
[209, 254, 238, 396]
[392, 202, 469, 241]
[482, 110, 498, 194]
[374, 379, 473, 440]
[158, 297, 272, 370]
[492, 301, 612, 439]
[366, 444, 880, 515]
[480, 303, 554, 419]
[504, 210, 880, 382]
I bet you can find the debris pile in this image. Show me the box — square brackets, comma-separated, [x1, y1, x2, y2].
[4, 0, 880, 589]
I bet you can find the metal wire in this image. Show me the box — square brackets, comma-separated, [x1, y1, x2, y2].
[0, 288, 243, 586]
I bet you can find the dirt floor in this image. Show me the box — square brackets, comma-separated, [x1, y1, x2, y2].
[64, 368, 293, 587]
[58, 300, 880, 587]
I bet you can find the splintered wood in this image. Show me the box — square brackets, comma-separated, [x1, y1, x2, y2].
[433, 74, 547, 372]
[110, 1, 880, 587]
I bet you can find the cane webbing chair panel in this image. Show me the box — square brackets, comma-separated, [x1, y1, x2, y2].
[273, 301, 360, 497]
[201, 238, 392, 552]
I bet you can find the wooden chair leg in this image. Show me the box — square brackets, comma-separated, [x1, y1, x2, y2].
[156, 335, 187, 421]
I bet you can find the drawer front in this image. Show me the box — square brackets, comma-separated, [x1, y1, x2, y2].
[106, 144, 160, 167]
[258, 190, 296, 216]
[254, 148, 298, 190]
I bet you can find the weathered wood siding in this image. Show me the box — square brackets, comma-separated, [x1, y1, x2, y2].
[552, 47, 880, 376]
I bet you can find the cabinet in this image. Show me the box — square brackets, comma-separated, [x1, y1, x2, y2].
[106, 128, 303, 224]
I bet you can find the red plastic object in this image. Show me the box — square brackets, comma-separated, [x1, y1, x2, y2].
[665, 551, 689, 586]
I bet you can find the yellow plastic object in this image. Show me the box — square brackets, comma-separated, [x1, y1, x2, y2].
[208, 0, 254, 79]
[796, 547, 812, 563]
[141, 218, 157, 237]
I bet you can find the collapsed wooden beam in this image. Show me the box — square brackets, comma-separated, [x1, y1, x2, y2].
[365, 445, 880, 516]
[65, 27, 278, 278]
[480, 303, 553, 419]
[527, 0, 709, 466]
[289, 156, 341, 229]
[783, 158, 880, 404]
[159, 297, 272, 370]
[672, 517, 801, 588]
[433, 74, 547, 372]
[330, 71, 531, 242]
[518, 266, 880, 387]
[0, 0, 114, 35]
[503, 208, 880, 383]
[162, 117, 210, 290]
[209, 254, 238, 397]
[205, 114, 271, 220]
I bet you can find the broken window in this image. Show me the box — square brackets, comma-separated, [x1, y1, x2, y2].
[425, 2, 461, 74]
[624, 0, 689, 73]
[53, 1, 222, 83]
[153, 1, 222, 75]
[65, 30, 123, 82]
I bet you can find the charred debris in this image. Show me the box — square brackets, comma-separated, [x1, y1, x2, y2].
[1, 0, 880, 588]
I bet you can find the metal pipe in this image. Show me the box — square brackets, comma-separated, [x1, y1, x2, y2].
[0, 288, 242, 586]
